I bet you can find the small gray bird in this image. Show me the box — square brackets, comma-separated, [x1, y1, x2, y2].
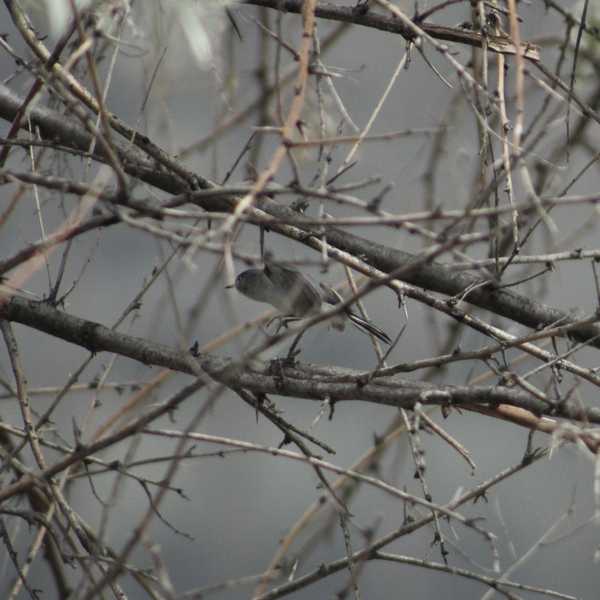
[232, 261, 391, 344]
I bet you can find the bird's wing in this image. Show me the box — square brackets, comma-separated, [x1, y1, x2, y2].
[264, 262, 322, 316]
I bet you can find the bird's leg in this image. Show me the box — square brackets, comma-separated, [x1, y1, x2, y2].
[286, 328, 306, 362]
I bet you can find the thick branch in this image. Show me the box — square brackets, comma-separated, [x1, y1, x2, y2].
[1, 84, 599, 350]
[0, 85, 190, 194]
[1, 295, 599, 424]
[241, 0, 540, 60]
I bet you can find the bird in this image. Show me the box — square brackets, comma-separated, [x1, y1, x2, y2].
[231, 260, 391, 344]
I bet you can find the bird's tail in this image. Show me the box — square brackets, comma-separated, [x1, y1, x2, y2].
[320, 283, 391, 344]
[346, 311, 392, 344]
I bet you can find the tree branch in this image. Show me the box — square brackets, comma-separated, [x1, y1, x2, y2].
[241, 0, 540, 60]
[1, 84, 599, 350]
[1, 295, 599, 425]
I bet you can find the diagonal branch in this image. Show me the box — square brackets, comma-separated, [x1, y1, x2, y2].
[1, 84, 599, 350]
[241, 0, 540, 60]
